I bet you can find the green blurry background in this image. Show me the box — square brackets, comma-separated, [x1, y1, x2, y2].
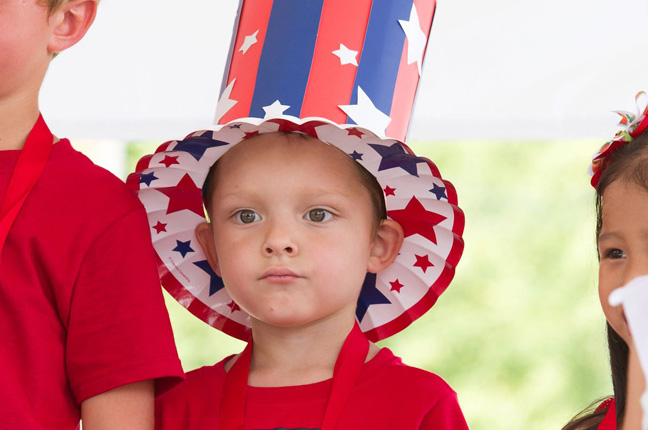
[124, 139, 609, 430]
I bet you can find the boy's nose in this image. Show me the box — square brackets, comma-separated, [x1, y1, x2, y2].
[262, 221, 298, 257]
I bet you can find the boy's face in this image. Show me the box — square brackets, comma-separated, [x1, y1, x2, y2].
[0, 0, 52, 99]
[198, 133, 378, 330]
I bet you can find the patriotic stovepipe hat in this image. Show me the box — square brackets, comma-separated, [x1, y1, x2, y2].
[127, 0, 465, 342]
[216, 0, 436, 142]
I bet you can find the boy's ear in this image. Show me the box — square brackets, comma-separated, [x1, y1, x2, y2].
[367, 219, 404, 273]
[195, 222, 222, 277]
[47, 0, 98, 55]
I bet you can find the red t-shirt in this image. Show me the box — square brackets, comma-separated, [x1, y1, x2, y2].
[0, 139, 184, 429]
[156, 347, 468, 429]
[597, 398, 616, 430]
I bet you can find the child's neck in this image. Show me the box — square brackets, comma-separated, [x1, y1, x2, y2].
[245, 317, 369, 388]
[0, 89, 42, 151]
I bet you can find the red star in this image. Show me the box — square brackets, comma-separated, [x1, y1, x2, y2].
[160, 155, 180, 167]
[414, 254, 433, 273]
[347, 127, 364, 138]
[387, 197, 446, 244]
[244, 130, 259, 139]
[384, 185, 396, 196]
[227, 301, 241, 313]
[152, 221, 167, 234]
[157, 174, 205, 217]
[389, 279, 404, 292]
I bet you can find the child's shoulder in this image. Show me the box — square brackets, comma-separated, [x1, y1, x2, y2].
[155, 356, 232, 427]
[166, 355, 232, 401]
[185, 356, 230, 386]
[349, 348, 468, 429]
[43, 139, 143, 213]
[359, 347, 456, 399]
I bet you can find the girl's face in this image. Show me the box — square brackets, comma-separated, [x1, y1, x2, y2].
[598, 180, 648, 343]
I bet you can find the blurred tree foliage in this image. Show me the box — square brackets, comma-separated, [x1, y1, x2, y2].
[127, 139, 610, 430]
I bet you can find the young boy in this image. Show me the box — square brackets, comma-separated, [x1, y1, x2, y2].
[0, 1, 183, 428]
[138, 120, 468, 429]
[128, 0, 466, 426]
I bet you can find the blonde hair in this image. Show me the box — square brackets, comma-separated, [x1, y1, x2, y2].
[41, 0, 67, 14]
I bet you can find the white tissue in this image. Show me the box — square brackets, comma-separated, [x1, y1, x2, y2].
[609, 275, 648, 430]
[642, 391, 648, 430]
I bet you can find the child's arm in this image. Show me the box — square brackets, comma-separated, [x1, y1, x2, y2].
[420, 392, 469, 430]
[81, 380, 154, 429]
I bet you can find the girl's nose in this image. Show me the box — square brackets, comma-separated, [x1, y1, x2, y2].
[623, 256, 648, 286]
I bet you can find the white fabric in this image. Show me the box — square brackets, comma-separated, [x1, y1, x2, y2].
[609, 275, 648, 430]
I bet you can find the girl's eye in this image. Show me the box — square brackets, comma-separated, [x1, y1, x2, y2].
[236, 210, 260, 224]
[306, 209, 332, 223]
[605, 248, 626, 259]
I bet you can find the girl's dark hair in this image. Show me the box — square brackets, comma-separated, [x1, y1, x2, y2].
[563, 132, 648, 430]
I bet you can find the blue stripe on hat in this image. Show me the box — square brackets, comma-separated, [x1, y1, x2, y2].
[249, 0, 324, 118]
[349, 0, 414, 123]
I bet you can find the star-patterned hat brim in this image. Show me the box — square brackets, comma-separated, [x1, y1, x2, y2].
[128, 116, 464, 342]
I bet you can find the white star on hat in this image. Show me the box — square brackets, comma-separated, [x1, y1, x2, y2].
[399, 5, 427, 76]
[214, 79, 238, 124]
[332, 44, 359, 66]
[339, 86, 391, 136]
[238, 30, 259, 55]
[262, 100, 290, 118]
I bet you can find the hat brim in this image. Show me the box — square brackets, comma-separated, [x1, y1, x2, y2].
[127, 116, 464, 342]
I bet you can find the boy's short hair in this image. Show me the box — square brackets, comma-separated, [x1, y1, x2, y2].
[41, 0, 67, 14]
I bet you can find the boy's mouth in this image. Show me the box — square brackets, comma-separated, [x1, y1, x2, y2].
[260, 268, 301, 283]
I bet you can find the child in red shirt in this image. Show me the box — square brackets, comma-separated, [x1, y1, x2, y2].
[562, 92, 648, 430]
[131, 1, 467, 428]
[0, 1, 184, 428]
[140, 126, 468, 429]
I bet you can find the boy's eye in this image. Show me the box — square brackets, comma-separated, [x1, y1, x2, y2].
[236, 210, 260, 224]
[306, 209, 332, 223]
[605, 248, 626, 259]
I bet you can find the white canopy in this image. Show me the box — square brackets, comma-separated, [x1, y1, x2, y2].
[41, 0, 648, 141]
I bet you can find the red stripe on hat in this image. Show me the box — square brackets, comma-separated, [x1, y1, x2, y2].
[386, 0, 436, 142]
[220, 0, 275, 124]
[300, 0, 373, 121]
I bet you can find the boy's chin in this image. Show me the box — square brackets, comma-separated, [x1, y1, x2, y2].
[250, 311, 350, 332]
[251, 314, 316, 330]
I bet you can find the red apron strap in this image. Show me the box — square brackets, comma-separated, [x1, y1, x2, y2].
[220, 323, 369, 430]
[220, 341, 252, 430]
[0, 114, 53, 263]
[321, 322, 369, 430]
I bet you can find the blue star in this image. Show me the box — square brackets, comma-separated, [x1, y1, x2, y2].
[349, 150, 363, 161]
[139, 172, 158, 187]
[430, 184, 447, 200]
[228, 124, 242, 129]
[356, 273, 391, 322]
[368, 143, 428, 177]
[173, 131, 229, 161]
[172, 240, 194, 258]
[193, 260, 225, 296]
